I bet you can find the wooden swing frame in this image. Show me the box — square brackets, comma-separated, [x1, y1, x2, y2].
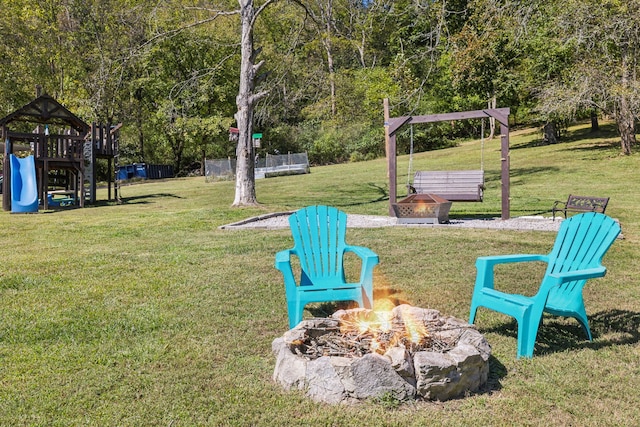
[384, 99, 511, 220]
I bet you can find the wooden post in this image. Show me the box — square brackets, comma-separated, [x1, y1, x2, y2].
[43, 160, 49, 210]
[93, 125, 101, 203]
[106, 123, 112, 201]
[388, 133, 397, 216]
[384, 98, 398, 216]
[2, 125, 10, 211]
[384, 98, 390, 178]
[500, 120, 510, 220]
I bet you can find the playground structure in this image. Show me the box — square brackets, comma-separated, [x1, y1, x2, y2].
[0, 93, 121, 211]
[383, 99, 511, 220]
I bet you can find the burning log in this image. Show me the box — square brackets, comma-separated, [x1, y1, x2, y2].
[286, 305, 475, 360]
[293, 321, 464, 359]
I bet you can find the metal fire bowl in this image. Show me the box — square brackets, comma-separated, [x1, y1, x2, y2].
[392, 194, 452, 224]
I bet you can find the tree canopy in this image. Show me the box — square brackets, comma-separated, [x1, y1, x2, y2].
[0, 0, 638, 176]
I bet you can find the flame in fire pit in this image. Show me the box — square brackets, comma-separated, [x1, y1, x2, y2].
[331, 301, 434, 357]
[414, 200, 432, 214]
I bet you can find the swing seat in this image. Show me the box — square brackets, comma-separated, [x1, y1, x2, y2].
[409, 170, 485, 202]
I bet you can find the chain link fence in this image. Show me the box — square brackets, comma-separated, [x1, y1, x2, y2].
[205, 152, 309, 182]
[204, 158, 236, 182]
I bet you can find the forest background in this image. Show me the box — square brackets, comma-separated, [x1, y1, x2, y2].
[1, 0, 638, 176]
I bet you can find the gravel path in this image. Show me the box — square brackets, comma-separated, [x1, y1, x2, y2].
[221, 212, 562, 232]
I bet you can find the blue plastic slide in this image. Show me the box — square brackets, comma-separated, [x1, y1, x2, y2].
[10, 154, 39, 213]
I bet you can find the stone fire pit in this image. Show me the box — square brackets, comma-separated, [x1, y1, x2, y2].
[272, 305, 491, 404]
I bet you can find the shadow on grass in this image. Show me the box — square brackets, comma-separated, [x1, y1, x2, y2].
[333, 182, 389, 207]
[478, 308, 640, 357]
[483, 356, 507, 395]
[119, 193, 183, 205]
[559, 123, 618, 144]
[563, 140, 620, 153]
[40, 192, 189, 211]
[508, 166, 562, 179]
[510, 123, 618, 150]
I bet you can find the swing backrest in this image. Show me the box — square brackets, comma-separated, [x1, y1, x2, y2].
[411, 170, 485, 202]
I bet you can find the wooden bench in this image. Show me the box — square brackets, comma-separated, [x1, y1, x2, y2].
[551, 194, 609, 220]
[409, 170, 485, 202]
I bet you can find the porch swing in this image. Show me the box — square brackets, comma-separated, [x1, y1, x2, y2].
[406, 119, 486, 202]
[384, 100, 511, 220]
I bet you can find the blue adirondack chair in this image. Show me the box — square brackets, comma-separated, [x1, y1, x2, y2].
[469, 212, 621, 358]
[275, 205, 379, 329]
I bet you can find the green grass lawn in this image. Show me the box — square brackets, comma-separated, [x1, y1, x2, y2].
[1, 122, 639, 426]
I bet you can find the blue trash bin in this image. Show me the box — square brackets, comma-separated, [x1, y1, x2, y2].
[134, 163, 147, 179]
[116, 167, 128, 180]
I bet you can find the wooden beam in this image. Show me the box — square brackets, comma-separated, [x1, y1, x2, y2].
[411, 108, 510, 124]
[389, 108, 511, 136]
[43, 160, 49, 210]
[489, 110, 509, 127]
[108, 157, 112, 201]
[387, 116, 413, 137]
[109, 123, 124, 135]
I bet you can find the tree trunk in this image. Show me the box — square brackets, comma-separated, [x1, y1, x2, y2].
[321, 0, 336, 118]
[135, 88, 145, 162]
[233, 0, 260, 206]
[170, 134, 184, 175]
[137, 125, 145, 163]
[324, 36, 336, 117]
[487, 96, 496, 139]
[542, 122, 557, 144]
[617, 97, 635, 155]
[617, 48, 635, 155]
[590, 109, 599, 132]
[201, 143, 206, 176]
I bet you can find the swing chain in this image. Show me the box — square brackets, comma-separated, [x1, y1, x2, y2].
[407, 125, 414, 194]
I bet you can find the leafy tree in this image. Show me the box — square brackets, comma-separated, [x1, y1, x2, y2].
[2, 0, 637, 172]
[387, 0, 469, 113]
[534, 0, 640, 153]
[447, 0, 523, 138]
[0, 0, 69, 110]
[130, 23, 237, 173]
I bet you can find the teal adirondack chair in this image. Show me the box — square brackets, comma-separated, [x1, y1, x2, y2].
[469, 212, 621, 358]
[275, 205, 379, 329]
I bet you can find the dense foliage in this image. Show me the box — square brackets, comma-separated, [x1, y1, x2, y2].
[0, 0, 638, 173]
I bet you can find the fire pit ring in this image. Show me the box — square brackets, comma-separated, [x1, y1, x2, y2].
[272, 305, 491, 404]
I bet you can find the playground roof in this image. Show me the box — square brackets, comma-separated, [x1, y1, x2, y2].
[0, 93, 89, 133]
